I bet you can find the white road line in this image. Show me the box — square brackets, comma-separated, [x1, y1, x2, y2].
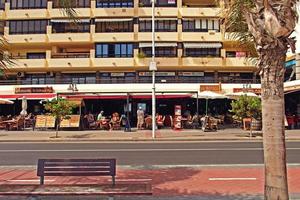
[209, 178, 257, 181]
[0, 147, 299, 152]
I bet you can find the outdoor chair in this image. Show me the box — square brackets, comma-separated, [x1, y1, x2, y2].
[145, 117, 152, 129]
[9, 117, 25, 131]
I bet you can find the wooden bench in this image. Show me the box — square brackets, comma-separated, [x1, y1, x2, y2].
[37, 158, 116, 186]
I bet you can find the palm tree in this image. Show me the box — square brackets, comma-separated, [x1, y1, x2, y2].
[223, 0, 298, 199]
[0, 0, 77, 75]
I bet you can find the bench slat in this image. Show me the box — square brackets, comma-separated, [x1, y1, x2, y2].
[43, 159, 115, 162]
[43, 172, 113, 176]
[44, 167, 110, 172]
[44, 163, 112, 167]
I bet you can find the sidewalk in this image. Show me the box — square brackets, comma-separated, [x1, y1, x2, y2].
[0, 166, 300, 197]
[0, 128, 299, 142]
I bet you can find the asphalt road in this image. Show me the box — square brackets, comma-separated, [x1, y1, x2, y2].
[0, 141, 300, 166]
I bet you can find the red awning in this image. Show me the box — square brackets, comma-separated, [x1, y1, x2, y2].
[0, 93, 56, 100]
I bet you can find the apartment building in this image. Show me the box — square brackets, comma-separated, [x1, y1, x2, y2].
[0, 0, 257, 85]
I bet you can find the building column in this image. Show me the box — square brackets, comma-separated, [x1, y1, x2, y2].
[296, 53, 300, 80]
[214, 71, 218, 83]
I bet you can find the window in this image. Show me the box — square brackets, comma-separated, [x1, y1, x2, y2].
[27, 52, 46, 59]
[95, 43, 133, 58]
[0, 21, 4, 35]
[52, 0, 90, 8]
[0, 0, 4, 10]
[9, 20, 47, 34]
[10, 0, 47, 9]
[52, 22, 90, 33]
[140, 47, 177, 57]
[184, 48, 220, 57]
[139, 20, 177, 32]
[95, 20, 133, 32]
[139, 0, 177, 7]
[21, 74, 55, 85]
[61, 74, 96, 84]
[183, 19, 220, 32]
[96, 0, 133, 8]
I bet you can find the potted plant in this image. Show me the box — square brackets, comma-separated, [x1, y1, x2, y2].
[230, 95, 262, 131]
[137, 51, 146, 59]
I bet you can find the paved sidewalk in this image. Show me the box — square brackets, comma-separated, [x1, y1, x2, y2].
[0, 128, 299, 142]
[0, 166, 300, 198]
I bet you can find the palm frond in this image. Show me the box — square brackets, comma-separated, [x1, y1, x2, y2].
[56, 0, 78, 21]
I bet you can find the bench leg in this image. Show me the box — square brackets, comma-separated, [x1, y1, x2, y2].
[112, 176, 115, 186]
[40, 176, 44, 185]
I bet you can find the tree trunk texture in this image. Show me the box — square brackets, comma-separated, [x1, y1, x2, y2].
[260, 48, 288, 200]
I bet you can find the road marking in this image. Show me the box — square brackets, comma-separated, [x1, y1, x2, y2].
[209, 178, 257, 181]
[7, 179, 54, 182]
[0, 147, 300, 152]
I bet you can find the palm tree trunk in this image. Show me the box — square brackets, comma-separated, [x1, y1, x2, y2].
[261, 49, 289, 200]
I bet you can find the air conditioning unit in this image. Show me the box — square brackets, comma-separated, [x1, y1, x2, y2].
[16, 72, 25, 78]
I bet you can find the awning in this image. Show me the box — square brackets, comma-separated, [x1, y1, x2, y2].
[51, 19, 90, 23]
[184, 42, 222, 49]
[0, 93, 56, 100]
[95, 18, 133, 22]
[139, 18, 177, 21]
[139, 42, 178, 48]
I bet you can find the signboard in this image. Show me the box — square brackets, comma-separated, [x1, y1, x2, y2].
[139, 72, 175, 77]
[178, 72, 204, 77]
[173, 105, 182, 129]
[60, 115, 81, 128]
[15, 87, 54, 94]
[233, 88, 261, 94]
[35, 115, 56, 128]
[168, 0, 176, 4]
[200, 84, 222, 92]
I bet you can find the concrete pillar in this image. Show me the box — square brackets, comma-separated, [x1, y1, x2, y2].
[296, 53, 300, 80]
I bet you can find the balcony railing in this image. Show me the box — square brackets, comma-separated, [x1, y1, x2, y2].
[51, 53, 90, 58]
[0, 77, 260, 85]
[52, 0, 90, 8]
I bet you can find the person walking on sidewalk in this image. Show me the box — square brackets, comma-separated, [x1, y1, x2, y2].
[137, 107, 144, 130]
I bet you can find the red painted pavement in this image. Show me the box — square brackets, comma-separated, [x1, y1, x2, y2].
[0, 167, 299, 196]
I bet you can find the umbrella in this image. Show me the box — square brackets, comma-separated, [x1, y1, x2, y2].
[225, 91, 259, 99]
[0, 98, 14, 104]
[20, 96, 27, 116]
[193, 91, 228, 116]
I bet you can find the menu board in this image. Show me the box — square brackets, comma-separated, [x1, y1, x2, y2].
[35, 115, 56, 128]
[60, 115, 80, 128]
[35, 115, 46, 128]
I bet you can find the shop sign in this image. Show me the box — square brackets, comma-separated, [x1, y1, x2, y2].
[139, 72, 175, 77]
[233, 88, 261, 94]
[168, 0, 176, 4]
[15, 87, 54, 94]
[200, 84, 222, 92]
[179, 72, 204, 77]
[111, 72, 125, 77]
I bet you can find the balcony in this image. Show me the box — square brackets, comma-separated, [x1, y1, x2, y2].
[138, 32, 178, 42]
[6, 9, 48, 20]
[135, 57, 179, 70]
[48, 53, 91, 68]
[181, 32, 222, 42]
[138, 7, 178, 17]
[180, 7, 221, 17]
[7, 34, 48, 44]
[93, 32, 134, 42]
[48, 32, 91, 43]
[93, 58, 134, 69]
[10, 58, 47, 70]
[224, 57, 256, 69]
[94, 8, 134, 17]
[182, 57, 222, 69]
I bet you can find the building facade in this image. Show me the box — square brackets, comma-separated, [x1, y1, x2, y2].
[0, 0, 258, 85]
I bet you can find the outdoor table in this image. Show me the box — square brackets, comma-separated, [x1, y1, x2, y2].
[0, 119, 17, 130]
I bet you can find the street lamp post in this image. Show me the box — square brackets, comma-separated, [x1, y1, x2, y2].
[150, 0, 157, 139]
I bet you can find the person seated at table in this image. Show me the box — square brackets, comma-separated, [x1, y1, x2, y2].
[97, 111, 104, 121]
[109, 112, 121, 131]
[85, 112, 96, 129]
[156, 113, 165, 129]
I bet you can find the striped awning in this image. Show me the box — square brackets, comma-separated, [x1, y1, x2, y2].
[184, 42, 222, 49]
[139, 42, 178, 48]
[51, 19, 90, 23]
